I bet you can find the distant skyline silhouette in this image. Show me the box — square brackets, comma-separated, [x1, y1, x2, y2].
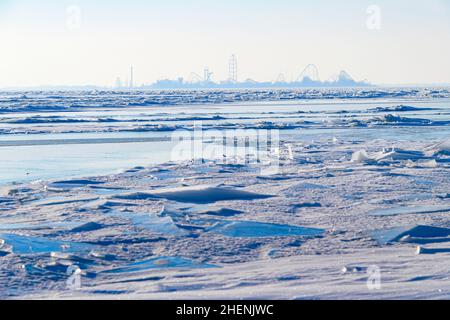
[1, 0, 449, 88]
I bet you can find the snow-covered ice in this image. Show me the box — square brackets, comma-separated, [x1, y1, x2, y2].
[1, 88, 450, 299]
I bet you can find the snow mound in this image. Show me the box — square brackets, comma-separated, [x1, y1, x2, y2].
[351, 150, 372, 163]
[152, 185, 274, 204]
[115, 185, 273, 204]
[405, 159, 438, 168]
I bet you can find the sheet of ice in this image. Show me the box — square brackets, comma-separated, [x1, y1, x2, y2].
[103, 257, 216, 274]
[0, 221, 80, 231]
[0, 234, 96, 254]
[352, 148, 428, 164]
[31, 196, 99, 207]
[368, 105, 440, 113]
[0, 197, 14, 204]
[88, 186, 128, 196]
[194, 207, 244, 217]
[207, 221, 325, 238]
[104, 210, 186, 236]
[47, 179, 104, 190]
[93, 200, 139, 210]
[70, 222, 105, 233]
[368, 205, 450, 216]
[159, 203, 244, 218]
[284, 182, 331, 192]
[371, 225, 450, 245]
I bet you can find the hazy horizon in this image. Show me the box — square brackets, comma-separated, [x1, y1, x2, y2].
[1, 0, 450, 88]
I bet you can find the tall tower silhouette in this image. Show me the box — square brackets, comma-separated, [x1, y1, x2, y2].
[203, 66, 213, 82]
[115, 77, 122, 88]
[228, 54, 238, 83]
[130, 65, 134, 88]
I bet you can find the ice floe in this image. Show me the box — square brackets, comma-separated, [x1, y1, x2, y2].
[371, 225, 450, 245]
[207, 221, 325, 238]
[352, 148, 429, 164]
[368, 205, 450, 216]
[0, 234, 96, 254]
[103, 257, 216, 273]
[104, 210, 186, 236]
[47, 179, 104, 190]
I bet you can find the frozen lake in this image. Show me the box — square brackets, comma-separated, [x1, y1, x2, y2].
[1, 90, 450, 186]
[3, 89, 450, 299]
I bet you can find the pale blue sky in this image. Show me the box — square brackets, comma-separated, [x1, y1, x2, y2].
[1, 0, 449, 87]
